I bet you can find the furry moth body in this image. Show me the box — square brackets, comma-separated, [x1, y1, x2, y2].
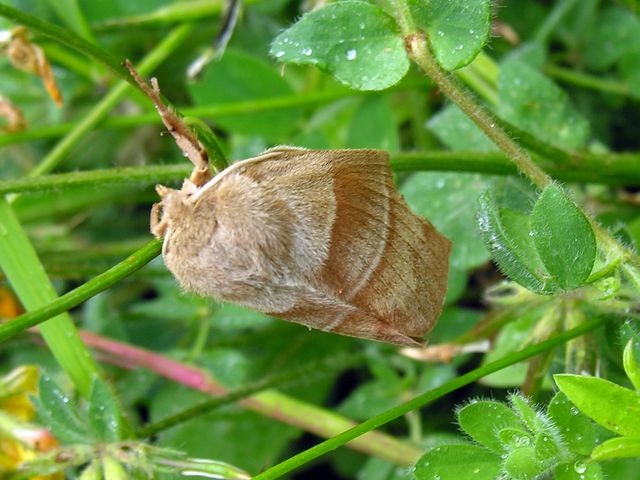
[152, 147, 451, 346]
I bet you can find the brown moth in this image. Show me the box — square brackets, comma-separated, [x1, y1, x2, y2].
[152, 147, 451, 346]
[126, 62, 451, 346]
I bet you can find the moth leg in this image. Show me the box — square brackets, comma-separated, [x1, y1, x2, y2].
[123, 59, 211, 187]
[150, 202, 168, 238]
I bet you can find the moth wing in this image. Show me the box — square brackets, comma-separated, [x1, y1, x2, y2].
[241, 148, 451, 346]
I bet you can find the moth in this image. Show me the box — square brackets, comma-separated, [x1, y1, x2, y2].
[126, 62, 451, 346]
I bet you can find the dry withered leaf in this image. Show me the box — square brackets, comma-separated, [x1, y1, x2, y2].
[0, 94, 27, 132]
[1, 27, 63, 107]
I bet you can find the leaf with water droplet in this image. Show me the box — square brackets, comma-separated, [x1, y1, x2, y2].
[547, 392, 596, 456]
[534, 432, 562, 464]
[270, 1, 409, 90]
[477, 190, 558, 294]
[591, 436, 640, 461]
[554, 461, 603, 480]
[458, 401, 524, 453]
[555, 374, 640, 437]
[88, 377, 131, 442]
[35, 374, 92, 444]
[414, 444, 502, 480]
[408, 0, 491, 70]
[504, 446, 546, 480]
[531, 185, 596, 291]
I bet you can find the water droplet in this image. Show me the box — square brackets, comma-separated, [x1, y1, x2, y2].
[472, 468, 480, 474]
[570, 407, 579, 415]
[274, 50, 285, 58]
[574, 461, 587, 474]
[469, 29, 475, 34]
[346, 49, 357, 60]
[301, 47, 313, 56]
[437, 30, 445, 37]
[359, 23, 365, 29]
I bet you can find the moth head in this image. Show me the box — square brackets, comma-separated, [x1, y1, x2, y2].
[150, 181, 199, 239]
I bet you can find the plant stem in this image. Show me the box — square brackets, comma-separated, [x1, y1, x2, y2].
[405, 34, 552, 190]
[27, 23, 196, 178]
[253, 317, 606, 479]
[0, 87, 415, 148]
[138, 353, 365, 437]
[0, 239, 161, 343]
[0, 198, 99, 396]
[3, 151, 640, 198]
[544, 64, 630, 96]
[78, 330, 419, 466]
[401, 29, 640, 276]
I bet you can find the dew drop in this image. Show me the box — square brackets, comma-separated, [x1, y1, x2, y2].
[345, 49, 357, 60]
[574, 461, 587, 474]
[274, 50, 285, 58]
[301, 47, 313, 56]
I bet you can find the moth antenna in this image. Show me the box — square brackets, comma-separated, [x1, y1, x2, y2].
[123, 59, 211, 186]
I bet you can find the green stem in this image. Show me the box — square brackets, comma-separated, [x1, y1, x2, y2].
[0, 88, 410, 148]
[253, 317, 605, 479]
[0, 165, 190, 195]
[544, 64, 630, 96]
[27, 23, 196, 178]
[405, 34, 552, 189]
[534, 0, 580, 44]
[0, 198, 99, 396]
[138, 353, 365, 437]
[3, 150, 640, 198]
[94, 0, 227, 30]
[0, 239, 161, 343]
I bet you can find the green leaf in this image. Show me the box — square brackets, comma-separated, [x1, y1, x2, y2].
[583, 6, 640, 71]
[534, 432, 561, 464]
[35, 375, 90, 444]
[555, 374, 640, 437]
[88, 378, 130, 442]
[188, 50, 302, 140]
[414, 444, 502, 480]
[547, 392, 596, 456]
[409, 0, 492, 70]
[623, 340, 640, 391]
[498, 428, 533, 450]
[555, 461, 603, 480]
[270, 1, 409, 90]
[346, 96, 400, 152]
[504, 446, 545, 480]
[477, 190, 555, 294]
[402, 172, 491, 270]
[498, 59, 590, 150]
[591, 437, 640, 461]
[531, 185, 597, 290]
[510, 394, 546, 434]
[457, 401, 524, 453]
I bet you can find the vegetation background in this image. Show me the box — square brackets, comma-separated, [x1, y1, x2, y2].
[1, 0, 640, 479]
